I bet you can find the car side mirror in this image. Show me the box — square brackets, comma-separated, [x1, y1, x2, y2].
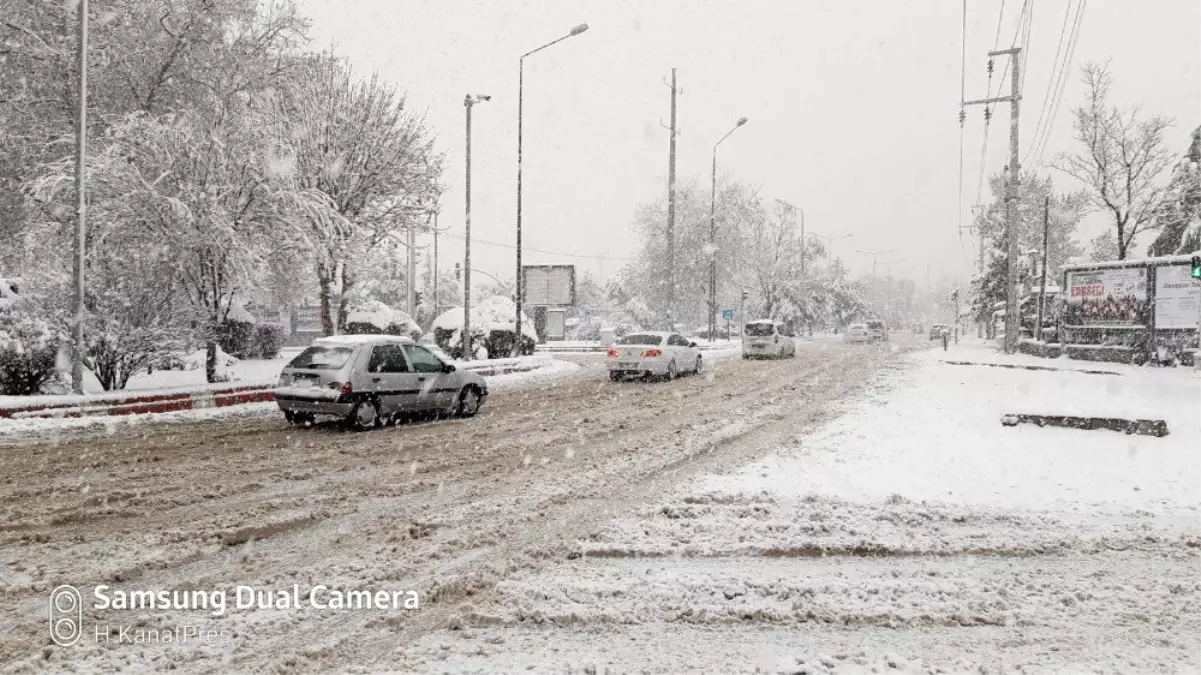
[443, 364, 456, 373]
[689, 342, 698, 348]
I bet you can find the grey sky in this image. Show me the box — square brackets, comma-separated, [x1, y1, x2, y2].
[299, 0, 1200, 289]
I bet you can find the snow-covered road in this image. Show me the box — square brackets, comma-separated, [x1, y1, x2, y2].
[395, 340, 1201, 673]
[3, 337, 1196, 673]
[0, 337, 897, 673]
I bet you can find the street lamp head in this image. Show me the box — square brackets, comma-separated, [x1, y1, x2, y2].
[570, 23, 589, 36]
[478, 94, 492, 101]
[736, 117, 748, 126]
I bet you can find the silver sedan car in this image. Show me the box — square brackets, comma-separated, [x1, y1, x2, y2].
[606, 331, 703, 381]
[275, 335, 488, 430]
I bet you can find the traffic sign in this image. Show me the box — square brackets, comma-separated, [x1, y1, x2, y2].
[1191, 255, 1200, 280]
[721, 309, 734, 321]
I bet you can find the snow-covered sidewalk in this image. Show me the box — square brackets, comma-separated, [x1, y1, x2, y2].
[400, 342, 1201, 673]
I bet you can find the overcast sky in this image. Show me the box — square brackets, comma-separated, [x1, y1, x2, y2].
[298, 0, 1200, 289]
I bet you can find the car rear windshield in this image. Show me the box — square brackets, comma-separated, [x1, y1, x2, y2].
[744, 323, 775, 337]
[867, 321, 884, 329]
[287, 345, 355, 370]
[619, 334, 662, 346]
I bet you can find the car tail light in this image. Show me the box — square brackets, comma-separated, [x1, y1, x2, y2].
[643, 348, 662, 357]
[329, 382, 353, 395]
[606, 348, 620, 358]
[773, 335, 779, 344]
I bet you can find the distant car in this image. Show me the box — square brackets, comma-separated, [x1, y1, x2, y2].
[928, 324, 949, 341]
[865, 320, 889, 342]
[742, 320, 797, 359]
[844, 323, 871, 344]
[275, 334, 488, 430]
[606, 332, 703, 381]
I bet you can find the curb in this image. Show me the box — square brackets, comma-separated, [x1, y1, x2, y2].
[1, 385, 276, 420]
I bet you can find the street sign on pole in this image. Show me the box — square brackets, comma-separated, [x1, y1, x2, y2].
[721, 309, 734, 321]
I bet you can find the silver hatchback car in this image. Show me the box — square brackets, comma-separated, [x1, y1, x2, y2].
[275, 335, 488, 430]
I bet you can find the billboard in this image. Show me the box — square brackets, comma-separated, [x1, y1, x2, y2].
[1063, 267, 1150, 326]
[523, 265, 576, 306]
[1154, 264, 1201, 329]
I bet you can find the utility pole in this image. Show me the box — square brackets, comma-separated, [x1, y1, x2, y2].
[71, 0, 89, 394]
[432, 211, 439, 318]
[663, 68, 680, 330]
[406, 223, 416, 316]
[1036, 196, 1050, 343]
[464, 94, 492, 359]
[963, 46, 1021, 354]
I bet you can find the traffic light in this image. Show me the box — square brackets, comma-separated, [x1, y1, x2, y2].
[414, 291, 423, 307]
[454, 262, 461, 281]
[1191, 255, 1201, 280]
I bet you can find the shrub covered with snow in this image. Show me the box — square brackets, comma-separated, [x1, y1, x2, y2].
[83, 314, 181, 391]
[0, 312, 61, 396]
[253, 324, 283, 359]
[344, 299, 421, 340]
[432, 297, 536, 359]
[216, 313, 257, 360]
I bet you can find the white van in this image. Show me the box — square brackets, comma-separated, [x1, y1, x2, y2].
[742, 320, 797, 359]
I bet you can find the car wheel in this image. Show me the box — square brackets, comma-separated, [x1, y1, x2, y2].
[347, 400, 379, 431]
[694, 356, 703, 374]
[455, 386, 482, 417]
[666, 360, 678, 381]
[609, 371, 623, 382]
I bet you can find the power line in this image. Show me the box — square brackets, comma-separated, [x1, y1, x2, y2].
[439, 232, 633, 261]
[1019, 0, 1035, 96]
[974, 0, 1029, 206]
[958, 0, 967, 250]
[1024, 0, 1075, 165]
[1031, 0, 1086, 168]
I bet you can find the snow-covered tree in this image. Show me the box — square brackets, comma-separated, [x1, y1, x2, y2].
[968, 171, 1085, 322]
[261, 54, 443, 334]
[1054, 63, 1175, 260]
[27, 111, 346, 382]
[1088, 231, 1120, 262]
[1148, 125, 1201, 256]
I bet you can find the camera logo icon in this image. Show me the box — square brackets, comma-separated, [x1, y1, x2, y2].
[49, 585, 83, 647]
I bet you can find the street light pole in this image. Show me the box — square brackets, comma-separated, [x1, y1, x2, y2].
[709, 116, 748, 341]
[856, 249, 896, 279]
[810, 232, 854, 262]
[71, 0, 89, 394]
[515, 23, 589, 356]
[464, 94, 491, 359]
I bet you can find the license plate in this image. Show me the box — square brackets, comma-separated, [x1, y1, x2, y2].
[617, 362, 638, 369]
[753, 341, 766, 347]
[294, 378, 315, 388]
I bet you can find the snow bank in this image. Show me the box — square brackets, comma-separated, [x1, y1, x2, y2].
[433, 297, 537, 340]
[344, 299, 420, 337]
[183, 345, 238, 372]
[705, 343, 1201, 511]
[226, 302, 257, 324]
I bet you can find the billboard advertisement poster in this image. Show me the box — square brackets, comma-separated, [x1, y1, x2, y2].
[523, 265, 576, 306]
[1063, 267, 1150, 326]
[1154, 264, 1201, 329]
